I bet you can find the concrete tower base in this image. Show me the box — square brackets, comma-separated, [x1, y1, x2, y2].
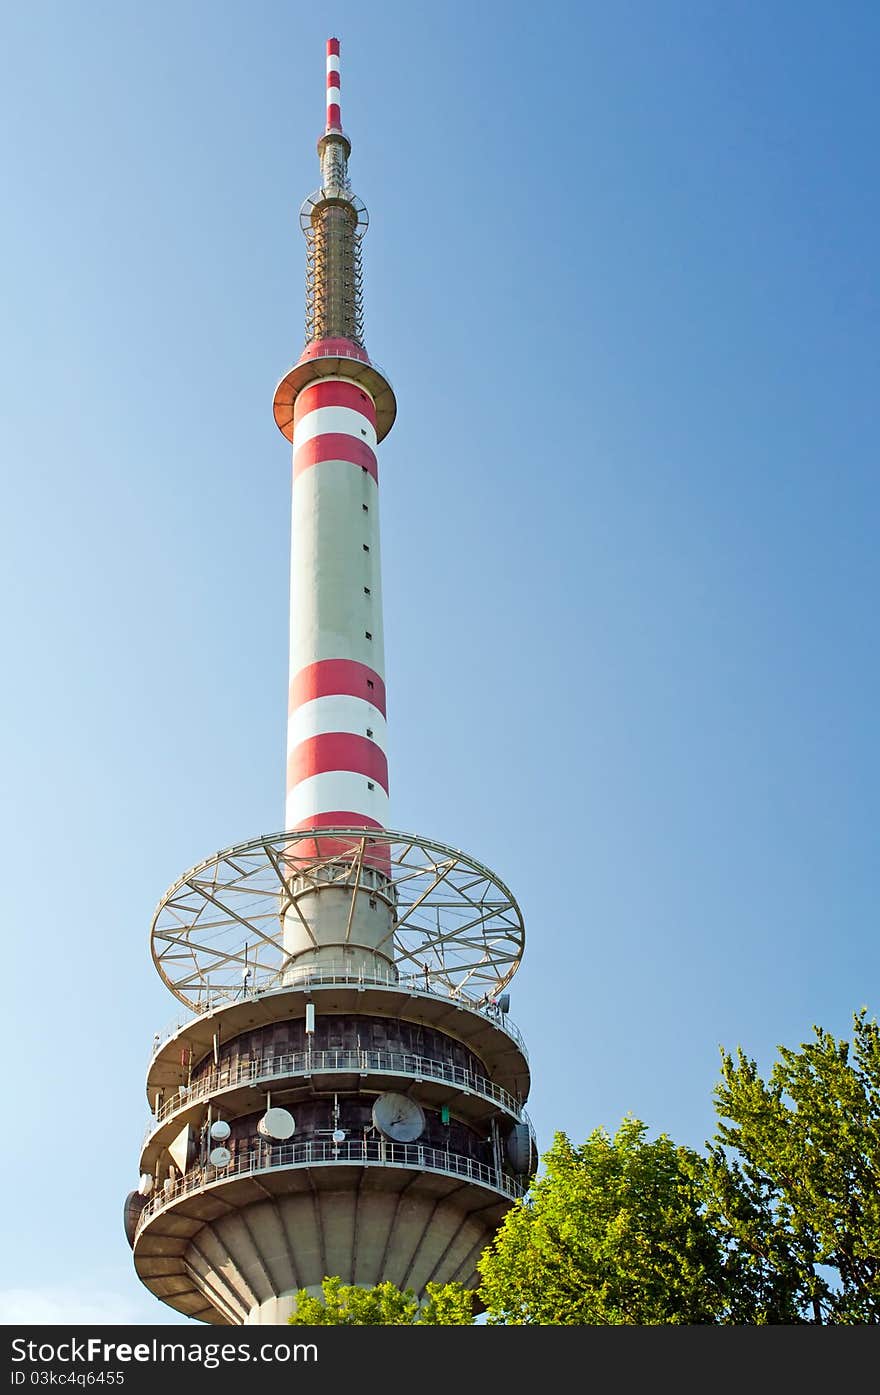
[135, 1165, 512, 1324]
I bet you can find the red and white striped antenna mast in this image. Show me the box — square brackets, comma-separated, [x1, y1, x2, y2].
[325, 35, 342, 133]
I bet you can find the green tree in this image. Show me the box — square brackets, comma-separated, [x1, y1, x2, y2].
[286, 1276, 475, 1325]
[705, 1010, 880, 1323]
[285, 1012, 880, 1326]
[477, 1118, 737, 1324]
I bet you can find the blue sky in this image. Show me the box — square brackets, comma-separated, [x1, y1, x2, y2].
[1, 0, 878, 1323]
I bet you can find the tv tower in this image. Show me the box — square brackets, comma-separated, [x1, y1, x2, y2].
[126, 39, 534, 1325]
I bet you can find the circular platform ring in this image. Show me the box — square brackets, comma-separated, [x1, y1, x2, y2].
[150, 827, 525, 1011]
[273, 352, 397, 443]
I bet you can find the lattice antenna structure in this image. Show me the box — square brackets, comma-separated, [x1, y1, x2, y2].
[301, 38, 368, 346]
[151, 829, 525, 1011]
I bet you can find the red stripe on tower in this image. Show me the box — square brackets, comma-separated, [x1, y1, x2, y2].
[287, 733, 389, 791]
[296, 379, 377, 426]
[293, 434, 378, 483]
[301, 338, 369, 365]
[291, 813, 390, 873]
[289, 660, 387, 717]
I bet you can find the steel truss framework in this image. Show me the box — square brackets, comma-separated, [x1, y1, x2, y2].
[301, 188, 368, 346]
[152, 828, 525, 1010]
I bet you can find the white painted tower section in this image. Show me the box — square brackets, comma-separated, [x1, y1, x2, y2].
[285, 378, 389, 834]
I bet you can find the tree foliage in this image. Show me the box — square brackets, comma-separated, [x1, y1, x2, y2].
[477, 1012, 880, 1324]
[705, 1009, 880, 1323]
[477, 1118, 735, 1324]
[285, 1012, 880, 1325]
[286, 1276, 475, 1325]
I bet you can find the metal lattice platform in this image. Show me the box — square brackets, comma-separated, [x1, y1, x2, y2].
[151, 828, 524, 1010]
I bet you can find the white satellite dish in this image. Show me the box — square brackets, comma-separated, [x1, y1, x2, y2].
[257, 1107, 295, 1140]
[371, 1092, 425, 1143]
[137, 1173, 153, 1196]
[209, 1146, 232, 1168]
[209, 1120, 231, 1142]
[332, 1129, 346, 1144]
[162, 1177, 174, 1194]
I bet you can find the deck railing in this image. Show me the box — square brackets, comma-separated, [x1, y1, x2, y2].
[149, 964, 528, 1061]
[143, 1045, 525, 1145]
[136, 1136, 526, 1238]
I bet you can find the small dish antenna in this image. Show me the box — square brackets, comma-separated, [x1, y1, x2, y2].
[209, 1120, 231, 1142]
[257, 1107, 295, 1140]
[314, 1095, 347, 1155]
[209, 1146, 232, 1168]
[137, 1173, 153, 1196]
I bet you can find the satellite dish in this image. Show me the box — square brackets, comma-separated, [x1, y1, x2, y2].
[257, 1107, 295, 1140]
[371, 1092, 425, 1143]
[123, 1191, 146, 1249]
[209, 1146, 231, 1168]
[137, 1173, 153, 1196]
[332, 1129, 346, 1144]
[505, 1121, 536, 1176]
[209, 1120, 231, 1142]
[162, 1177, 174, 1194]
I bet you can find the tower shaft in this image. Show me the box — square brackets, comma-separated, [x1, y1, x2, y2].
[285, 374, 387, 839]
[275, 39, 396, 977]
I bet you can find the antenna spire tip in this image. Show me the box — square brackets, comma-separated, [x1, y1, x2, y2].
[325, 37, 342, 133]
